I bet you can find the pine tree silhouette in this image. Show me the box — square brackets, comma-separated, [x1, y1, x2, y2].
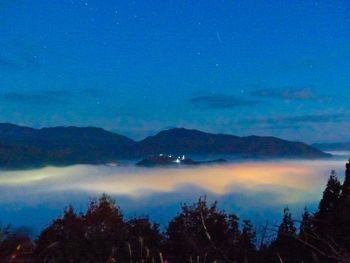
[314, 170, 341, 238]
[270, 207, 301, 263]
[338, 159, 350, 247]
[341, 159, 350, 199]
[277, 207, 296, 241]
[237, 220, 256, 263]
[299, 208, 312, 242]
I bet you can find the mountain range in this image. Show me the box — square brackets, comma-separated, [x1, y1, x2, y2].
[0, 123, 330, 169]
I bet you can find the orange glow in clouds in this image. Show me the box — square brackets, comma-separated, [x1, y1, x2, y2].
[0, 159, 345, 205]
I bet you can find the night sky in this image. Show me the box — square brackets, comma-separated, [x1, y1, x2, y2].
[0, 0, 349, 143]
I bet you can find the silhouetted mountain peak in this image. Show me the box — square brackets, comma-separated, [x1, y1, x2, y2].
[137, 127, 327, 158]
[0, 124, 330, 169]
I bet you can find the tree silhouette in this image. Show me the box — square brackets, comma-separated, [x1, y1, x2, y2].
[341, 159, 350, 199]
[338, 159, 350, 247]
[277, 207, 296, 240]
[314, 170, 341, 239]
[126, 218, 164, 262]
[299, 208, 312, 241]
[36, 205, 85, 262]
[83, 194, 128, 262]
[166, 197, 237, 262]
[268, 207, 301, 263]
[237, 219, 257, 263]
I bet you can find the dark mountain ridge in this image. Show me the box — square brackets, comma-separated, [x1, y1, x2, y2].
[0, 124, 330, 169]
[137, 128, 326, 158]
[0, 123, 136, 168]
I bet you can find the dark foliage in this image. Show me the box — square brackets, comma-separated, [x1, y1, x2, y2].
[165, 197, 255, 262]
[35, 195, 164, 263]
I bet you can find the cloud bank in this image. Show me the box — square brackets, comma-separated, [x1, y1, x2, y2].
[250, 88, 321, 101]
[239, 113, 348, 125]
[188, 94, 259, 109]
[0, 90, 70, 105]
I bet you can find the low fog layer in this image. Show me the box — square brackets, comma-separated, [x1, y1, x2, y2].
[0, 155, 347, 232]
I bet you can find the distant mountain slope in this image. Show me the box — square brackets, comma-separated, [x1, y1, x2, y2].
[0, 124, 330, 169]
[137, 128, 330, 158]
[0, 123, 136, 168]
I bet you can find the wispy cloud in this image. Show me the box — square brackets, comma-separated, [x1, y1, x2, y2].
[239, 113, 348, 125]
[0, 88, 113, 107]
[250, 88, 321, 101]
[0, 90, 70, 105]
[188, 94, 259, 109]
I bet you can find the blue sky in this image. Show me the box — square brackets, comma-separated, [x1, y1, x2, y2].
[0, 0, 349, 142]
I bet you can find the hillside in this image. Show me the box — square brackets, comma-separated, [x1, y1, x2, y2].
[0, 123, 136, 168]
[0, 124, 330, 169]
[137, 128, 330, 158]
